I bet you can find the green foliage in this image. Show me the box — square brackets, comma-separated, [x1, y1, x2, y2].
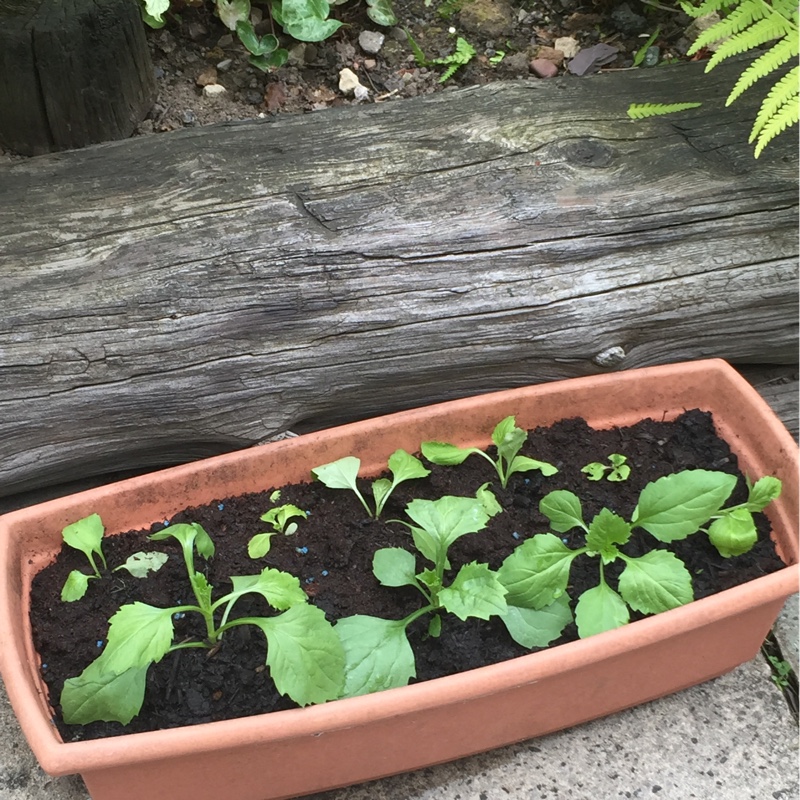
[633, 27, 661, 67]
[581, 453, 631, 482]
[421, 416, 558, 489]
[627, 102, 703, 119]
[311, 450, 430, 518]
[248, 501, 308, 558]
[766, 654, 793, 688]
[437, 0, 464, 20]
[404, 31, 477, 82]
[61, 522, 343, 725]
[682, 0, 799, 157]
[365, 0, 397, 26]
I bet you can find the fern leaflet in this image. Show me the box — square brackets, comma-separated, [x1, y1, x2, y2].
[627, 102, 703, 119]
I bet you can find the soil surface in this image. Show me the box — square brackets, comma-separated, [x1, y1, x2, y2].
[30, 409, 786, 742]
[136, 0, 698, 135]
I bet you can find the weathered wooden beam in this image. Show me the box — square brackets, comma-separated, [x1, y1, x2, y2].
[0, 59, 797, 495]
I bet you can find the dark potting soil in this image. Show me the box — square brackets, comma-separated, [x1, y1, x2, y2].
[30, 409, 786, 743]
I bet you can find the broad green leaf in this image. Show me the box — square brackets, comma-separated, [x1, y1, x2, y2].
[228, 568, 307, 611]
[493, 416, 526, 464]
[575, 583, 629, 638]
[61, 570, 92, 602]
[236, 21, 279, 56]
[141, 0, 170, 25]
[582, 462, 606, 481]
[707, 509, 758, 558]
[256, 604, 345, 706]
[586, 508, 631, 561]
[404, 496, 489, 554]
[632, 470, 736, 542]
[388, 449, 431, 482]
[508, 455, 559, 480]
[408, 525, 439, 567]
[62, 513, 106, 571]
[539, 490, 586, 533]
[475, 482, 503, 518]
[218, 0, 250, 29]
[102, 603, 175, 672]
[113, 551, 169, 579]
[261, 504, 307, 532]
[248, 532, 276, 558]
[438, 562, 508, 621]
[618, 550, 693, 614]
[149, 522, 215, 560]
[61, 654, 148, 725]
[278, 0, 342, 41]
[372, 548, 418, 587]
[336, 615, 415, 697]
[746, 476, 782, 511]
[250, 50, 289, 72]
[498, 534, 578, 609]
[420, 441, 474, 466]
[311, 456, 361, 490]
[366, 0, 397, 26]
[500, 595, 573, 648]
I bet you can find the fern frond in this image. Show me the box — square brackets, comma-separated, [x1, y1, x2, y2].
[706, 15, 793, 70]
[627, 102, 704, 119]
[680, 0, 730, 19]
[749, 64, 800, 138]
[753, 91, 799, 156]
[688, 1, 770, 54]
[727, 34, 799, 102]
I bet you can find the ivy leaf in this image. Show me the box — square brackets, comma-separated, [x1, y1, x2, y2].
[618, 550, 693, 615]
[372, 547, 418, 587]
[228, 568, 307, 611]
[499, 595, 573, 648]
[274, 0, 343, 42]
[61, 654, 148, 725]
[61, 570, 92, 602]
[218, 0, 251, 30]
[113, 551, 169, 579]
[631, 470, 736, 542]
[102, 603, 175, 673]
[575, 583, 629, 638]
[255, 604, 345, 706]
[366, 0, 397, 26]
[707, 509, 758, 558]
[336, 615, 415, 697]
[438, 562, 508, 621]
[539, 490, 586, 533]
[497, 534, 578, 609]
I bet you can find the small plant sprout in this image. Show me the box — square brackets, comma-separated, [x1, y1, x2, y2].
[581, 454, 631, 482]
[421, 416, 558, 489]
[497, 470, 782, 639]
[311, 449, 430, 518]
[248, 503, 308, 558]
[60, 522, 344, 725]
[404, 29, 476, 82]
[766, 654, 793, 689]
[60, 514, 167, 602]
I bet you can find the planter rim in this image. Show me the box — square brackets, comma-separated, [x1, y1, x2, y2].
[1, 358, 797, 779]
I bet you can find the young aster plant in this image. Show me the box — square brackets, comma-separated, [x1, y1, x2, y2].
[581, 453, 631, 482]
[60, 522, 344, 725]
[498, 470, 782, 639]
[60, 514, 168, 602]
[421, 416, 558, 489]
[311, 449, 430, 519]
[248, 490, 308, 558]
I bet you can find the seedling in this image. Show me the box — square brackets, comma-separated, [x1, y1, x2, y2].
[248, 493, 308, 558]
[581, 453, 630, 482]
[633, 27, 661, 67]
[311, 449, 430, 518]
[61, 522, 344, 725]
[404, 30, 476, 82]
[766, 654, 793, 689]
[60, 514, 168, 602]
[498, 470, 782, 639]
[421, 416, 558, 489]
[236, 21, 289, 72]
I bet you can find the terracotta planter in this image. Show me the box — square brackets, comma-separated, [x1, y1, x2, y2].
[0, 359, 797, 800]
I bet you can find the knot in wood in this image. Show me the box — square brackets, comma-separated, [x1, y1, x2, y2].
[559, 139, 615, 168]
[592, 346, 626, 367]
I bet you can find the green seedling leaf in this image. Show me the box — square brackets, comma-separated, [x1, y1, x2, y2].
[101, 602, 175, 673]
[373, 548, 418, 587]
[372, 449, 431, 517]
[500, 594, 573, 648]
[311, 456, 371, 516]
[581, 462, 607, 481]
[150, 522, 215, 560]
[248, 532, 277, 558]
[61, 653, 148, 725]
[261, 504, 307, 534]
[420, 441, 475, 465]
[255, 603, 345, 706]
[607, 454, 631, 482]
[366, 0, 397, 26]
[228, 568, 307, 611]
[498, 534, 579, 610]
[632, 470, 737, 541]
[707, 508, 758, 558]
[372, 478, 392, 515]
[540, 490, 587, 533]
[575, 583, 629, 638]
[62, 513, 107, 574]
[586, 508, 631, 563]
[438, 562, 508, 621]
[61, 570, 93, 602]
[113, 551, 169, 579]
[509, 455, 559, 480]
[416, 568, 439, 591]
[475, 482, 503, 518]
[746, 476, 782, 511]
[427, 614, 442, 637]
[337, 615, 415, 697]
[633, 26, 660, 67]
[492, 416, 558, 486]
[218, 0, 251, 30]
[618, 550, 693, 614]
[192, 570, 214, 611]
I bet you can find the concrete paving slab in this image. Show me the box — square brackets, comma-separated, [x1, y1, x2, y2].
[774, 594, 799, 674]
[1, 653, 796, 800]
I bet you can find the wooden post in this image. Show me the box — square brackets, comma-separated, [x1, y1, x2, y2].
[0, 0, 155, 155]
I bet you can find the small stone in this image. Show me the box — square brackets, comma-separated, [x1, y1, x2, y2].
[389, 27, 408, 42]
[244, 90, 263, 105]
[554, 37, 580, 59]
[358, 30, 385, 54]
[153, 66, 165, 80]
[186, 22, 207, 41]
[501, 52, 530, 75]
[338, 67, 363, 95]
[643, 45, 660, 67]
[196, 66, 218, 87]
[611, 2, 647, 35]
[217, 34, 234, 48]
[459, 0, 515, 39]
[216, 58, 233, 72]
[287, 43, 307, 66]
[364, 58, 377, 70]
[530, 58, 559, 78]
[536, 46, 564, 67]
[592, 346, 626, 367]
[181, 110, 196, 125]
[203, 83, 227, 98]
